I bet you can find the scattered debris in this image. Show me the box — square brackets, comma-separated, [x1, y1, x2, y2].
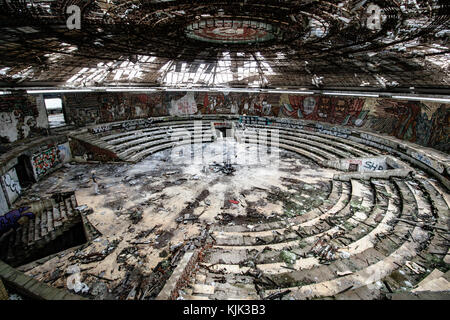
[128, 208, 143, 224]
[264, 290, 291, 300]
[405, 261, 426, 274]
[135, 225, 159, 240]
[117, 247, 140, 264]
[310, 235, 339, 261]
[70, 239, 121, 264]
[209, 161, 236, 175]
[336, 270, 353, 277]
[153, 230, 174, 249]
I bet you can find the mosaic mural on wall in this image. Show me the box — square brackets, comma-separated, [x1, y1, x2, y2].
[361, 99, 449, 152]
[279, 96, 449, 152]
[169, 92, 198, 116]
[63, 91, 280, 126]
[62, 92, 449, 152]
[63, 92, 164, 125]
[278, 95, 367, 126]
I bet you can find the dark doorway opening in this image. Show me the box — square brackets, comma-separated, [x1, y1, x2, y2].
[216, 127, 228, 138]
[15, 155, 35, 188]
[214, 123, 232, 138]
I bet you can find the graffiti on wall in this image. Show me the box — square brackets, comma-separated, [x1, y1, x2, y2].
[0, 93, 48, 143]
[356, 134, 394, 153]
[0, 185, 8, 215]
[239, 116, 273, 125]
[90, 124, 112, 134]
[328, 157, 388, 172]
[32, 146, 61, 178]
[121, 118, 154, 131]
[410, 151, 445, 173]
[362, 159, 387, 171]
[316, 124, 351, 138]
[57, 142, 72, 164]
[2, 167, 21, 204]
[3, 171, 21, 195]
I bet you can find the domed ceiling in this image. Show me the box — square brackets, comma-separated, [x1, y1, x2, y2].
[0, 0, 448, 92]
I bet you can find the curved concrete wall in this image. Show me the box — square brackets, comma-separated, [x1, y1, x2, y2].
[78, 115, 447, 190]
[62, 92, 449, 152]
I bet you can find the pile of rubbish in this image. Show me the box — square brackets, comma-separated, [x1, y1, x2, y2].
[309, 234, 339, 262]
[66, 265, 90, 294]
[209, 161, 236, 175]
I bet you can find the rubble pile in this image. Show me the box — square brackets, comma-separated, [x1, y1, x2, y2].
[209, 161, 236, 175]
[309, 235, 339, 262]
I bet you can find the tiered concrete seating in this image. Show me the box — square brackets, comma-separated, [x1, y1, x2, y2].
[88, 120, 216, 163]
[181, 120, 448, 300]
[245, 123, 380, 157]
[185, 174, 443, 299]
[0, 193, 82, 267]
[240, 126, 368, 159]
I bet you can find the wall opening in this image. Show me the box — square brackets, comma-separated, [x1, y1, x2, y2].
[15, 155, 35, 188]
[44, 97, 66, 128]
[216, 127, 228, 138]
[214, 123, 232, 138]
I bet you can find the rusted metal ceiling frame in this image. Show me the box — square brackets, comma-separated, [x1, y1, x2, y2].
[0, 0, 448, 90]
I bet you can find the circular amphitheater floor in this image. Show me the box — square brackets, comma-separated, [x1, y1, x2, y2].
[11, 126, 450, 300]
